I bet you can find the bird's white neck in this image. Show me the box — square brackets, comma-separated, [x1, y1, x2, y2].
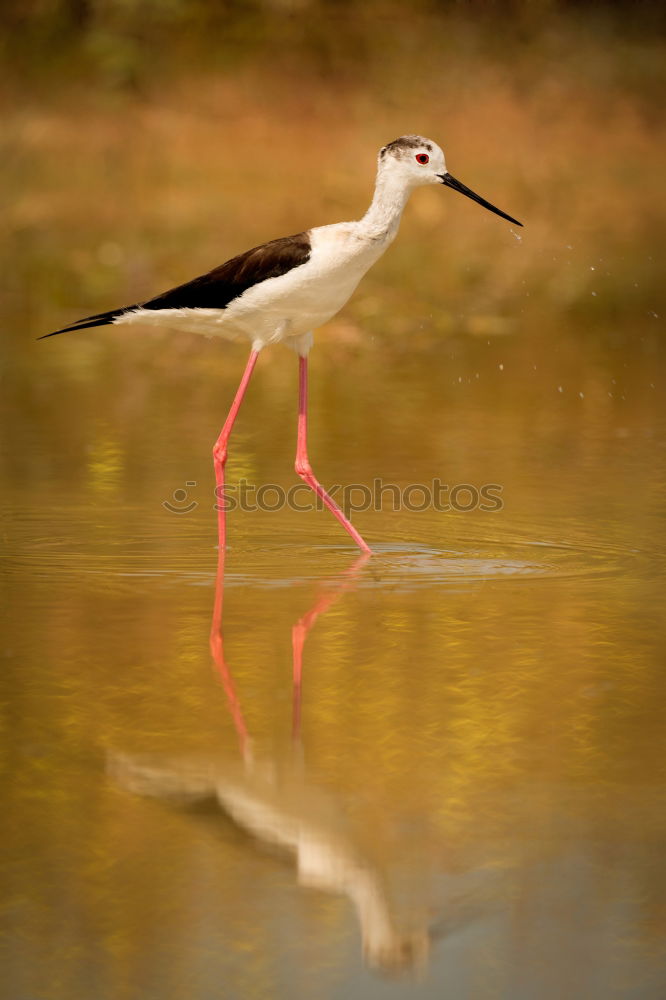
[358, 170, 411, 243]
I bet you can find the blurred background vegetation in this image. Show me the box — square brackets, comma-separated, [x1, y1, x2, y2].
[2, 0, 665, 347]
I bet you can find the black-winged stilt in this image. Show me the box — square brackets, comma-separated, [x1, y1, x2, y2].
[42, 135, 521, 554]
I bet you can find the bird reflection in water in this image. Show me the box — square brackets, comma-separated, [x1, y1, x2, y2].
[110, 548, 433, 976]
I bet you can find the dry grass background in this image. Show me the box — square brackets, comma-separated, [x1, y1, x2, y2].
[2, 2, 665, 349]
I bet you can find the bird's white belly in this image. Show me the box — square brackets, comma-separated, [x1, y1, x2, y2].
[230, 263, 364, 339]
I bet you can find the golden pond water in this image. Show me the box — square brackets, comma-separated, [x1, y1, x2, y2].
[2, 314, 666, 999]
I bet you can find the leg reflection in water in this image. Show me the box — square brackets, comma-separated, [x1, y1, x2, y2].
[110, 548, 435, 976]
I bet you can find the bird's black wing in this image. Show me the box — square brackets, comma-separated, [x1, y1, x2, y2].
[142, 232, 311, 311]
[40, 232, 312, 339]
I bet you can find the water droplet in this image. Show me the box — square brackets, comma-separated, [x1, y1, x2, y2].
[558, 386, 563, 393]
[498, 364, 504, 371]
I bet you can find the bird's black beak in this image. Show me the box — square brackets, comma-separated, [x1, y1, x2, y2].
[439, 172, 522, 227]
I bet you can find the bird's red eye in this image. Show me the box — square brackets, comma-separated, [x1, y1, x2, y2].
[415, 153, 429, 165]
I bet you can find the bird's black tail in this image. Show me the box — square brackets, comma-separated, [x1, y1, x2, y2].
[39, 305, 136, 339]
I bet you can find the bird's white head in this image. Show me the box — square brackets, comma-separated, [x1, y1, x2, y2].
[378, 135, 446, 189]
[378, 135, 522, 226]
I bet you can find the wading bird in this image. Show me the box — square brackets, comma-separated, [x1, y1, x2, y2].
[42, 136, 521, 553]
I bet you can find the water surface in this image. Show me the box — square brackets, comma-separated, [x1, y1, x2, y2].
[2, 311, 665, 999]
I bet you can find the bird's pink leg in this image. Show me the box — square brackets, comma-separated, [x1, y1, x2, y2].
[213, 349, 260, 549]
[295, 355, 372, 554]
[209, 543, 251, 761]
[292, 552, 370, 740]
